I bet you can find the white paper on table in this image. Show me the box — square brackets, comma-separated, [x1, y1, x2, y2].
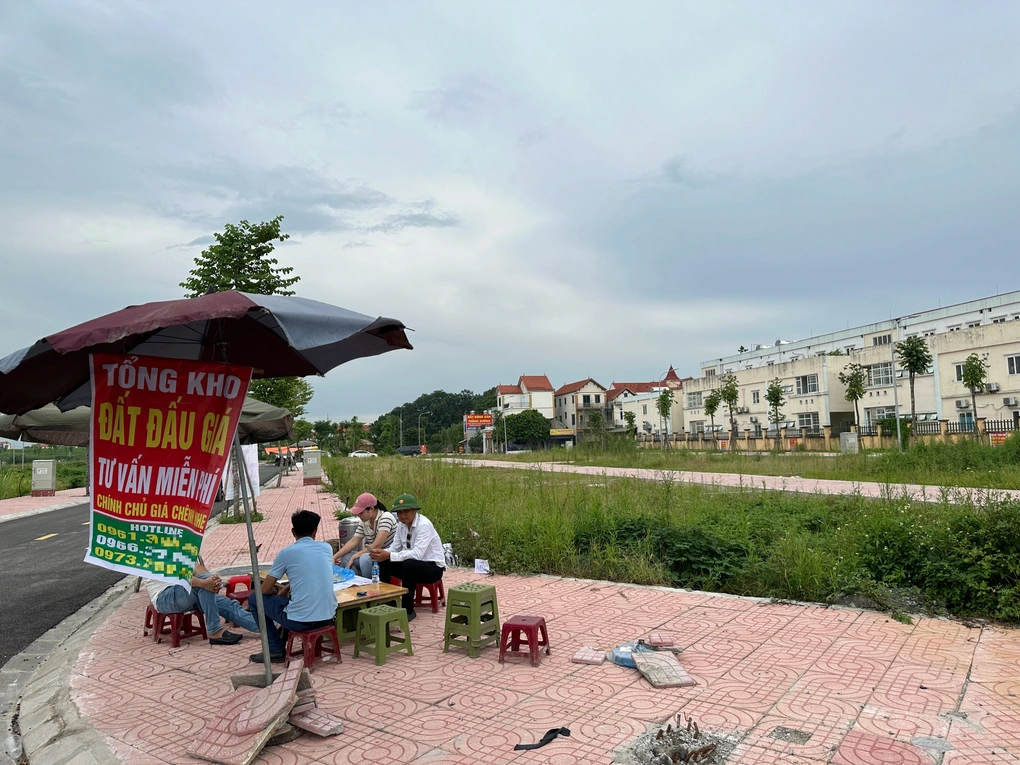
[474, 559, 490, 574]
[333, 575, 373, 591]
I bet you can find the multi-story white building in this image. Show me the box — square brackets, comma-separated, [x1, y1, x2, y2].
[685, 291, 1020, 436]
[700, 290, 1020, 377]
[496, 375, 555, 419]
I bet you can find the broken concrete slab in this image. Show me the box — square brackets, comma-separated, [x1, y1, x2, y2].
[632, 651, 696, 689]
[288, 709, 345, 737]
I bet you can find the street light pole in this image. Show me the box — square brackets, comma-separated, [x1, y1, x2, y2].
[418, 411, 431, 448]
[891, 319, 903, 452]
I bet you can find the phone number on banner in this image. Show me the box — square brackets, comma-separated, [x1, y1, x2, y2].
[90, 515, 202, 577]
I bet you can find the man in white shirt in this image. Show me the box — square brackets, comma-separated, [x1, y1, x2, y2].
[369, 493, 445, 621]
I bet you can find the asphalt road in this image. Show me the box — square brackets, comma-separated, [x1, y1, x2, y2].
[0, 464, 279, 668]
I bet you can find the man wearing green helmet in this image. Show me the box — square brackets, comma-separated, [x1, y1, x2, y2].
[368, 493, 445, 621]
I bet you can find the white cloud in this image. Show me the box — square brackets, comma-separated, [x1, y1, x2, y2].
[1, 0, 1019, 420]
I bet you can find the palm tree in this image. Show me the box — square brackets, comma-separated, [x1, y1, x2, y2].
[896, 337, 933, 427]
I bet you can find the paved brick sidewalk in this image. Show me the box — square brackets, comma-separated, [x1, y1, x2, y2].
[64, 467, 1020, 764]
[0, 486, 88, 520]
[449, 458, 1020, 504]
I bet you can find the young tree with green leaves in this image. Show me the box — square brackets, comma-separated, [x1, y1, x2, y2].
[765, 378, 785, 435]
[704, 389, 721, 436]
[583, 409, 608, 451]
[623, 411, 637, 438]
[182, 216, 313, 422]
[961, 353, 989, 435]
[656, 389, 674, 449]
[896, 336, 933, 427]
[292, 419, 314, 443]
[180, 216, 297, 297]
[719, 373, 740, 448]
[837, 362, 867, 428]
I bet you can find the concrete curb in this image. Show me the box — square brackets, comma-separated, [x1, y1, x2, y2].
[0, 501, 89, 526]
[1, 578, 134, 765]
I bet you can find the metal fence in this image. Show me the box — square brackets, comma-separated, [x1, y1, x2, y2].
[913, 421, 941, 435]
[947, 422, 974, 434]
[985, 419, 1017, 433]
[857, 425, 878, 436]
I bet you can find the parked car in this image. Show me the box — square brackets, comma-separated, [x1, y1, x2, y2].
[348, 450, 378, 458]
[396, 445, 422, 457]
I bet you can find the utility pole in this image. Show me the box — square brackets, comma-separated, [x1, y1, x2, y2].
[418, 411, 431, 448]
[399, 406, 403, 448]
[891, 319, 903, 452]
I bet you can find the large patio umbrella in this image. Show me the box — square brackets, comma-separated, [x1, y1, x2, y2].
[0, 290, 411, 414]
[0, 290, 412, 681]
[0, 396, 295, 446]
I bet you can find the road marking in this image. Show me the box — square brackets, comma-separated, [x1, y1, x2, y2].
[35, 533, 58, 541]
[83, 521, 91, 525]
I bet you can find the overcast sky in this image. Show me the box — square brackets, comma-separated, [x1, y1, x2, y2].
[1, 2, 1018, 422]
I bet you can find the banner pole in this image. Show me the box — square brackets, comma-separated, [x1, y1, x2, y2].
[234, 434, 273, 685]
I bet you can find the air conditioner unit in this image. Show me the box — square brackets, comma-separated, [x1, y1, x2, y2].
[985, 382, 1001, 393]
[956, 400, 971, 409]
[1004, 397, 1019, 407]
[749, 416, 759, 423]
[737, 406, 749, 414]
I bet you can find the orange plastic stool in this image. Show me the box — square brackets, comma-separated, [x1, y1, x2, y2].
[499, 615, 550, 667]
[415, 581, 447, 613]
[143, 603, 208, 648]
[286, 624, 342, 671]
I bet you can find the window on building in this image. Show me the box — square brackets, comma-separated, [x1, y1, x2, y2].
[642, 404, 648, 415]
[845, 345, 856, 353]
[571, 414, 575, 425]
[797, 412, 820, 431]
[686, 392, 702, 408]
[752, 390, 760, 404]
[873, 334, 892, 346]
[866, 406, 897, 425]
[993, 317, 1007, 324]
[868, 362, 894, 387]
[595, 394, 601, 404]
[582, 395, 591, 406]
[705, 369, 716, 378]
[795, 374, 819, 395]
[1008, 355, 1020, 375]
[923, 331, 935, 337]
[955, 363, 964, 382]
[948, 325, 961, 332]
[782, 384, 794, 393]
[571, 395, 575, 403]
[967, 321, 981, 328]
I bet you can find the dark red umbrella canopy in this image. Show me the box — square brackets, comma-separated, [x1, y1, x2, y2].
[0, 291, 412, 415]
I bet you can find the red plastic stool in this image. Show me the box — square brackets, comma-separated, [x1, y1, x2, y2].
[286, 624, 342, 671]
[414, 581, 447, 613]
[225, 575, 253, 605]
[499, 615, 550, 667]
[143, 603, 208, 648]
[389, 577, 402, 587]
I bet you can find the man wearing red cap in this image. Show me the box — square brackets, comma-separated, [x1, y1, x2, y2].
[332, 492, 397, 578]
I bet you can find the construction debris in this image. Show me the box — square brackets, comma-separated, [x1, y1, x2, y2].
[614, 713, 736, 765]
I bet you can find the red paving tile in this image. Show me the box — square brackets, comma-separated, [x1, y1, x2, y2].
[64, 468, 1020, 764]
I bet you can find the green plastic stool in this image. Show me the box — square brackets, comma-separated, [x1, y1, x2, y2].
[443, 582, 500, 658]
[353, 605, 413, 666]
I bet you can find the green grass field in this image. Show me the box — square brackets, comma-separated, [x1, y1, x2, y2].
[324, 455, 1020, 622]
[0, 446, 87, 499]
[469, 434, 1020, 490]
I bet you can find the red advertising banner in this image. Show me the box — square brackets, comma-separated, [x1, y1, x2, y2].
[465, 413, 493, 428]
[86, 353, 251, 588]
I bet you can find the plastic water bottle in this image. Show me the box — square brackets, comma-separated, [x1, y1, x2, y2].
[371, 561, 379, 584]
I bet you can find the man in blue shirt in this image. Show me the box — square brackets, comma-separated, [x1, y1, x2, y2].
[249, 509, 337, 663]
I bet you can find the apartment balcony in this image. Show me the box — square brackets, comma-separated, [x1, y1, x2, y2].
[576, 400, 606, 410]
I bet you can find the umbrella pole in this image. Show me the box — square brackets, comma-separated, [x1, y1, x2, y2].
[233, 434, 274, 685]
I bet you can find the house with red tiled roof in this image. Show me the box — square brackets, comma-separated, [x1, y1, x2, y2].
[606, 367, 692, 436]
[496, 375, 556, 419]
[553, 378, 607, 435]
